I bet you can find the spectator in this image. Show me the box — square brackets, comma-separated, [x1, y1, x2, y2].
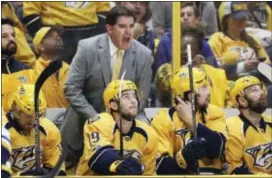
[1, 18, 35, 113]
[23, 2, 110, 64]
[154, 21, 217, 79]
[61, 6, 153, 169]
[155, 25, 229, 108]
[150, 2, 172, 38]
[33, 26, 69, 108]
[2, 2, 36, 67]
[209, 2, 270, 80]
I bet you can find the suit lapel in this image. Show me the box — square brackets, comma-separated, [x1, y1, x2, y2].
[120, 41, 136, 78]
[98, 34, 111, 85]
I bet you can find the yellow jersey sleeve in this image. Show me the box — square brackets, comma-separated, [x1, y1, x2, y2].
[225, 117, 246, 174]
[151, 109, 176, 157]
[82, 114, 114, 162]
[41, 118, 65, 173]
[141, 126, 158, 175]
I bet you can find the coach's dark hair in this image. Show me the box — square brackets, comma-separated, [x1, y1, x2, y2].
[222, 15, 260, 56]
[181, 2, 200, 18]
[106, 6, 135, 26]
[1, 18, 14, 26]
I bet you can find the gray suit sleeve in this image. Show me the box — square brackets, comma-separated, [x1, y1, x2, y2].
[138, 54, 153, 112]
[64, 41, 98, 119]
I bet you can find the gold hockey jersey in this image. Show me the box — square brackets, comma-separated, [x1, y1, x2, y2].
[2, 113, 64, 175]
[151, 104, 228, 172]
[76, 112, 158, 176]
[225, 114, 272, 174]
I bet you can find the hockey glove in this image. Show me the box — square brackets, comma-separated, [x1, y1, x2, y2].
[182, 138, 207, 169]
[110, 157, 144, 175]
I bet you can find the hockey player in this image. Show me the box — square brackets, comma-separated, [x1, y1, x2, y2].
[151, 67, 228, 174]
[2, 84, 65, 176]
[225, 76, 272, 174]
[76, 80, 158, 175]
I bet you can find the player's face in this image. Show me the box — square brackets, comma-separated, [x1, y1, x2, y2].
[120, 90, 138, 120]
[41, 31, 64, 56]
[16, 110, 35, 132]
[1, 24, 17, 57]
[106, 16, 135, 49]
[196, 84, 210, 109]
[244, 84, 268, 113]
[181, 6, 198, 26]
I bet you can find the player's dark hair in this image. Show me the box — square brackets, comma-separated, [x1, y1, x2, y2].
[1, 18, 14, 27]
[106, 6, 135, 26]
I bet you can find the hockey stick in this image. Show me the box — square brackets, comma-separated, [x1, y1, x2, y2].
[118, 70, 127, 158]
[34, 59, 62, 171]
[187, 44, 199, 174]
[258, 62, 272, 82]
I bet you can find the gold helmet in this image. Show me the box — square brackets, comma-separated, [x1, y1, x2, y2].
[13, 84, 47, 116]
[230, 76, 265, 106]
[103, 80, 138, 109]
[171, 67, 208, 98]
[155, 63, 173, 92]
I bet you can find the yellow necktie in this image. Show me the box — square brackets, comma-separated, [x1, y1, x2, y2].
[112, 50, 122, 81]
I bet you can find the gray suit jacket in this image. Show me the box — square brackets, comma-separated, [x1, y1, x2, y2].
[61, 33, 153, 154]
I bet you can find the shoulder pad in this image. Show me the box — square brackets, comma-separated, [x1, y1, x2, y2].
[206, 104, 225, 120]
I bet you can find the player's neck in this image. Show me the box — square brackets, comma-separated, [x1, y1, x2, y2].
[242, 110, 262, 128]
[41, 54, 56, 61]
[115, 116, 133, 134]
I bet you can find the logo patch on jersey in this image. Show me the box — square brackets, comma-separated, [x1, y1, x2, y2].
[116, 149, 142, 161]
[10, 145, 42, 173]
[19, 86, 25, 96]
[87, 115, 100, 124]
[245, 142, 272, 171]
[64, 2, 91, 9]
[17, 76, 28, 83]
[176, 128, 190, 144]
